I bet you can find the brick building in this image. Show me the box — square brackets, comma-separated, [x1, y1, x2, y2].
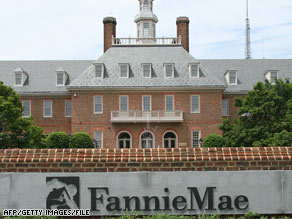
[0, 0, 291, 149]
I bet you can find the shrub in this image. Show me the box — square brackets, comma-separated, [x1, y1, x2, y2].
[270, 130, 292, 146]
[203, 134, 225, 147]
[46, 132, 69, 148]
[69, 132, 93, 148]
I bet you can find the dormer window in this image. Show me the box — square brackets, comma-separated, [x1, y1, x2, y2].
[15, 72, 23, 86]
[14, 67, 28, 87]
[265, 70, 278, 84]
[120, 64, 129, 78]
[225, 70, 237, 85]
[55, 67, 68, 86]
[142, 64, 151, 78]
[189, 63, 199, 78]
[164, 64, 174, 78]
[94, 63, 104, 78]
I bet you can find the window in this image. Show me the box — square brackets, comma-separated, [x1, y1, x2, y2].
[152, 24, 156, 37]
[143, 0, 149, 10]
[270, 72, 278, 84]
[190, 64, 199, 78]
[94, 131, 103, 148]
[95, 64, 104, 78]
[118, 132, 131, 148]
[120, 64, 129, 78]
[163, 131, 177, 148]
[65, 100, 72, 117]
[137, 24, 140, 37]
[142, 64, 151, 78]
[94, 96, 103, 114]
[229, 71, 237, 84]
[165, 95, 174, 111]
[120, 96, 128, 111]
[57, 73, 64, 86]
[141, 132, 154, 148]
[22, 100, 31, 117]
[164, 64, 174, 78]
[15, 73, 22, 86]
[142, 95, 151, 111]
[191, 95, 200, 113]
[222, 99, 229, 116]
[44, 100, 52, 117]
[144, 23, 149, 37]
[192, 131, 201, 148]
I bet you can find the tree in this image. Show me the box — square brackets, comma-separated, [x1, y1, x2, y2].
[69, 132, 93, 148]
[202, 134, 225, 147]
[0, 81, 46, 148]
[46, 132, 70, 148]
[220, 79, 292, 147]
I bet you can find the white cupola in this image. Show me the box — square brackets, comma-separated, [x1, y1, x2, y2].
[135, 0, 158, 42]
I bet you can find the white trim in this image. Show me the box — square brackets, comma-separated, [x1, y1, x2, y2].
[94, 131, 103, 148]
[93, 96, 103, 114]
[142, 63, 152, 78]
[190, 95, 200, 113]
[43, 100, 52, 118]
[142, 95, 151, 111]
[162, 130, 178, 148]
[265, 71, 278, 84]
[164, 63, 174, 78]
[225, 71, 237, 85]
[117, 130, 132, 149]
[14, 72, 23, 86]
[65, 100, 72, 117]
[94, 63, 104, 79]
[165, 95, 174, 111]
[189, 63, 200, 78]
[140, 130, 155, 148]
[22, 100, 31, 118]
[222, 99, 229, 116]
[119, 64, 130, 78]
[56, 72, 65, 86]
[119, 95, 129, 111]
[191, 130, 201, 148]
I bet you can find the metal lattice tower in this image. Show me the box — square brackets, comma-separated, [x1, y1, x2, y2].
[245, 0, 251, 59]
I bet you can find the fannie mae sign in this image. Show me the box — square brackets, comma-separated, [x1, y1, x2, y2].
[0, 171, 292, 216]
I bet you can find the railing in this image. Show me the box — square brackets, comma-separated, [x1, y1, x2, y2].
[111, 110, 183, 123]
[112, 36, 182, 46]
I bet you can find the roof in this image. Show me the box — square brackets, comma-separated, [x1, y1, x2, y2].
[47, 187, 70, 200]
[68, 46, 226, 90]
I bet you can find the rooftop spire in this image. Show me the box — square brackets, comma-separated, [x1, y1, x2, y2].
[245, 0, 251, 59]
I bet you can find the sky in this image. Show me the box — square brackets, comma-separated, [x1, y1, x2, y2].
[0, 0, 291, 60]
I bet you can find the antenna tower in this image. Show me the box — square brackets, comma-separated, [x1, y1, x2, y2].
[245, 0, 251, 59]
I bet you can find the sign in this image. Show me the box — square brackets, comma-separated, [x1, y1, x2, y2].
[0, 171, 291, 216]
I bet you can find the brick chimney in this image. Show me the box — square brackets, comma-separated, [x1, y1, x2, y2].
[176, 17, 190, 52]
[103, 17, 117, 53]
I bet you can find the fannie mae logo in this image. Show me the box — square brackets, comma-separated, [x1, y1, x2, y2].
[46, 177, 80, 209]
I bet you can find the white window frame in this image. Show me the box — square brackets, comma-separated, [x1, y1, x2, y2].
[43, 100, 52, 118]
[191, 95, 200, 113]
[94, 96, 103, 114]
[119, 95, 129, 112]
[140, 131, 155, 149]
[94, 131, 103, 148]
[14, 72, 23, 86]
[119, 64, 130, 78]
[22, 100, 31, 118]
[94, 63, 104, 79]
[189, 63, 200, 78]
[163, 130, 178, 148]
[56, 72, 65, 86]
[164, 64, 174, 78]
[222, 99, 229, 116]
[143, 22, 149, 37]
[191, 130, 201, 148]
[165, 95, 174, 111]
[65, 100, 72, 117]
[117, 131, 132, 149]
[270, 71, 278, 84]
[142, 95, 151, 112]
[226, 71, 237, 85]
[142, 64, 152, 78]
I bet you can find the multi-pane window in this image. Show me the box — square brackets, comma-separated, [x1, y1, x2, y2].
[229, 71, 237, 84]
[120, 64, 129, 78]
[222, 99, 229, 116]
[44, 100, 52, 117]
[144, 23, 149, 37]
[190, 64, 199, 78]
[65, 100, 72, 117]
[163, 132, 176, 148]
[57, 73, 64, 85]
[120, 96, 128, 111]
[22, 100, 31, 117]
[271, 72, 278, 84]
[118, 132, 131, 148]
[95, 64, 103, 78]
[94, 96, 103, 114]
[165, 64, 174, 78]
[137, 24, 140, 37]
[141, 132, 154, 148]
[143, 96, 151, 111]
[152, 24, 156, 37]
[94, 131, 103, 148]
[15, 73, 22, 86]
[142, 64, 151, 78]
[192, 131, 201, 148]
[191, 95, 200, 113]
[165, 95, 174, 111]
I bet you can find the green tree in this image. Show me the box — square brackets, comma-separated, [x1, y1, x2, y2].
[220, 79, 292, 147]
[0, 81, 46, 148]
[46, 132, 70, 148]
[69, 132, 93, 148]
[202, 134, 225, 147]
